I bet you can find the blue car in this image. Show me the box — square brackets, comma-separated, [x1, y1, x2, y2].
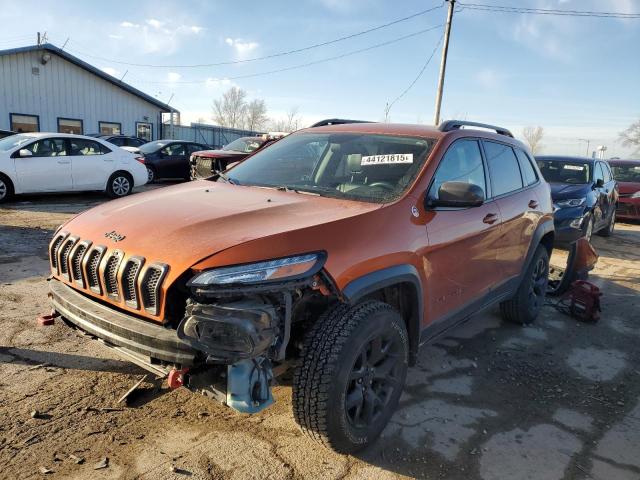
[536, 156, 618, 246]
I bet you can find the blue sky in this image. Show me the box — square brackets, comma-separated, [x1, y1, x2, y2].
[1, 0, 638, 157]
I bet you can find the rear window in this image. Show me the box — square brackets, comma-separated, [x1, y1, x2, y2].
[483, 141, 523, 196]
[515, 149, 538, 186]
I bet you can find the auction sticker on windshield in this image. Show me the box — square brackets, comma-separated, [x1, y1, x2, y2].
[564, 164, 585, 170]
[361, 153, 413, 165]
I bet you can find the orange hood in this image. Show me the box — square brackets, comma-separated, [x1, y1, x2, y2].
[60, 181, 381, 281]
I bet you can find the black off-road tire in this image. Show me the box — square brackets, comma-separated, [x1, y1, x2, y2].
[0, 173, 14, 203]
[292, 300, 409, 453]
[106, 171, 133, 198]
[500, 245, 550, 325]
[597, 209, 615, 237]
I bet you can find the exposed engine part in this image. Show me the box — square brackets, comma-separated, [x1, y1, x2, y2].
[177, 299, 277, 363]
[226, 357, 274, 414]
[552, 280, 602, 322]
[548, 237, 598, 296]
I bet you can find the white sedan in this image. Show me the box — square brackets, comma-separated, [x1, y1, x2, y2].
[0, 133, 148, 202]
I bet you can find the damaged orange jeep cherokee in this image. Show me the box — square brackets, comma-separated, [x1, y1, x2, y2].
[48, 119, 554, 453]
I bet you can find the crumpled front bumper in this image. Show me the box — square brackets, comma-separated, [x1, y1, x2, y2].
[49, 278, 197, 368]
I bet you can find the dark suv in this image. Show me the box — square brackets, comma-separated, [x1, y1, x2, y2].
[48, 120, 553, 453]
[138, 140, 208, 182]
[536, 156, 618, 244]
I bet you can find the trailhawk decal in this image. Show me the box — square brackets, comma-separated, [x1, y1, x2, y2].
[361, 153, 414, 165]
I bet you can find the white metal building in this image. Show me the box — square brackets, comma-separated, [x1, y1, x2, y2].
[0, 44, 173, 141]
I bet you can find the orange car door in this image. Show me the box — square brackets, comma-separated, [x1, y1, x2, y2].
[423, 139, 503, 324]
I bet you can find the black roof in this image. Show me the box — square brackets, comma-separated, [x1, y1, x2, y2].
[0, 44, 174, 112]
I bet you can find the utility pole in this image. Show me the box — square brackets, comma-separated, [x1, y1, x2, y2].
[578, 138, 590, 157]
[37, 32, 41, 46]
[433, 0, 455, 126]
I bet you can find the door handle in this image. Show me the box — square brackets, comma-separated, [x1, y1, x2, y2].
[57, 160, 70, 164]
[483, 213, 498, 224]
[528, 200, 539, 209]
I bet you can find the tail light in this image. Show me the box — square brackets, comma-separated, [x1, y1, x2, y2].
[136, 156, 146, 164]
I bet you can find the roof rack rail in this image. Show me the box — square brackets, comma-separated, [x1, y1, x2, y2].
[438, 120, 513, 138]
[310, 118, 372, 128]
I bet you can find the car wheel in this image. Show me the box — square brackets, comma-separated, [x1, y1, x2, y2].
[106, 172, 133, 198]
[500, 245, 549, 325]
[0, 174, 14, 203]
[584, 214, 594, 242]
[598, 210, 615, 237]
[146, 166, 156, 183]
[292, 300, 408, 454]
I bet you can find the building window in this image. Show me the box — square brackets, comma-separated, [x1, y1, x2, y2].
[99, 121, 121, 135]
[58, 118, 83, 135]
[10, 113, 39, 133]
[136, 122, 153, 142]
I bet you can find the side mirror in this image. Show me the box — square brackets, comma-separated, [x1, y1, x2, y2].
[18, 148, 32, 158]
[594, 178, 604, 188]
[426, 181, 485, 208]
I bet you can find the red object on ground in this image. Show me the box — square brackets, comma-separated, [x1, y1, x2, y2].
[568, 280, 602, 322]
[167, 368, 189, 390]
[37, 312, 60, 326]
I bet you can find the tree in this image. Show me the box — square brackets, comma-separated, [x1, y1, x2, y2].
[619, 119, 640, 155]
[212, 87, 248, 129]
[270, 107, 301, 132]
[244, 99, 268, 131]
[522, 126, 544, 154]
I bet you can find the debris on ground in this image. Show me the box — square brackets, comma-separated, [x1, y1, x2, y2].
[93, 457, 109, 470]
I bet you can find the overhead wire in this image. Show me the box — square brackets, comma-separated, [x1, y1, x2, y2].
[61, 3, 445, 68]
[124, 24, 444, 85]
[457, 2, 640, 18]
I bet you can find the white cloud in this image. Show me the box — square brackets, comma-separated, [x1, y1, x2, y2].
[146, 18, 165, 29]
[167, 72, 182, 82]
[108, 34, 123, 40]
[101, 67, 119, 77]
[225, 38, 259, 58]
[120, 21, 139, 28]
[190, 26, 203, 34]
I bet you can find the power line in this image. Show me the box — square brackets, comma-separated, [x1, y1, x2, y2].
[125, 25, 444, 85]
[457, 2, 640, 18]
[62, 3, 445, 69]
[386, 33, 444, 116]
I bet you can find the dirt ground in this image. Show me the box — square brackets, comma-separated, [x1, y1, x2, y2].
[1, 185, 639, 480]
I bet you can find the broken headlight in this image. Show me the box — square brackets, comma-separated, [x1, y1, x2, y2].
[188, 253, 324, 286]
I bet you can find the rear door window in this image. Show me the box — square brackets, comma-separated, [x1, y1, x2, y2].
[483, 141, 523, 196]
[515, 149, 538, 186]
[428, 139, 486, 200]
[69, 139, 104, 156]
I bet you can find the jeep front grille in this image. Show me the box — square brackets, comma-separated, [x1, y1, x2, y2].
[49, 232, 169, 317]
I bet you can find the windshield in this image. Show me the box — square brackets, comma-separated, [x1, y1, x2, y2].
[611, 164, 640, 182]
[225, 132, 435, 203]
[0, 134, 37, 152]
[223, 137, 263, 153]
[536, 160, 591, 184]
[139, 140, 170, 153]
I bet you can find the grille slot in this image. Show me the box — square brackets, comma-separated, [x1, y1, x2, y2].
[141, 264, 168, 315]
[86, 247, 106, 294]
[103, 252, 123, 299]
[58, 237, 78, 280]
[49, 233, 67, 271]
[70, 242, 90, 285]
[122, 257, 144, 308]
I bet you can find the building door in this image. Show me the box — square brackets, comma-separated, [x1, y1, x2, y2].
[136, 122, 153, 142]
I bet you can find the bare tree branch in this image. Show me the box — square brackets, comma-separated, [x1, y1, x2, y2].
[212, 87, 248, 129]
[245, 99, 268, 132]
[619, 119, 640, 155]
[522, 126, 545, 154]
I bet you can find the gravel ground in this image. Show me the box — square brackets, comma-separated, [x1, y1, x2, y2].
[1, 185, 639, 480]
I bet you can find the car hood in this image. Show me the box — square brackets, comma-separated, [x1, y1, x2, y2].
[60, 181, 381, 281]
[193, 149, 245, 158]
[617, 181, 640, 195]
[549, 182, 590, 200]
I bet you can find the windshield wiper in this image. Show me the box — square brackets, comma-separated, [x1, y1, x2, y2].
[213, 170, 236, 185]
